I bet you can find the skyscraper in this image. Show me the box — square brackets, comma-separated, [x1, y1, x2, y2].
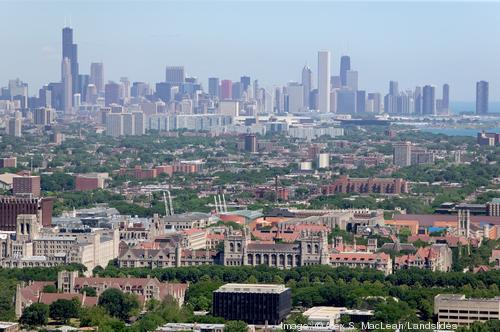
[346, 70, 358, 91]
[220, 80, 232, 100]
[62, 27, 79, 94]
[317, 51, 331, 113]
[414, 86, 422, 115]
[90, 62, 104, 94]
[476, 81, 489, 115]
[165, 66, 185, 85]
[393, 142, 412, 167]
[422, 85, 436, 115]
[208, 77, 220, 98]
[340, 55, 351, 87]
[301, 65, 312, 109]
[120, 77, 131, 100]
[367, 93, 381, 113]
[336, 88, 356, 114]
[240, 76, 251, 92]
[105, 82, 121, 106]
[61, 57, 73, 114]
[356, 90, 366, 113]
[286, 82, 304, 113]
[155, 82, 173, 102]
[78, 74, 90, 101]
[389, 81, 399, 96]
[442, 84, 450, 112]
[232, 82, 242, 100]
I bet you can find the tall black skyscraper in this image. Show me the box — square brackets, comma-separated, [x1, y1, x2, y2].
[340, 55, 351, 87]
[62, 27, 79, 95]
[476, 81, 489, 115]
[240, 76, 251, 92]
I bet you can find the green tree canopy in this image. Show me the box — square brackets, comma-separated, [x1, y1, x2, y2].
[20, 303, 49, 327]
[98, 288, 140, 321]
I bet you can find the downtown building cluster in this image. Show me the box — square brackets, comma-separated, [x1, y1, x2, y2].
[0, 27, 495, 141]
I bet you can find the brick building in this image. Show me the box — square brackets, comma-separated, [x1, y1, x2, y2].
[321, 175, 409, 195]
[0, 197, 53, 230]
[0, 157, 17, 169]
[12, 175, 40, 197]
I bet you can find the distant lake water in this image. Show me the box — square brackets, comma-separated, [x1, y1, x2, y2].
[450, 101, 500, 114]
[421, 127, 500, 137]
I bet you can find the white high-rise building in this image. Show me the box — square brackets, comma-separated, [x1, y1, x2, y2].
[317, 51, 331, 113]
[301, 65, 312, 109]
[317, 153, 330, 169]
[122, 113, 135, 136]
[286, 82, 304, 113]
[132, 111, 145, 135]
[106, 113, 124, 137]
[120, 77, 131, 100]
[393, 141, 412, 167]
[90, 62, 104, 94]
[62, 58, 73, 114]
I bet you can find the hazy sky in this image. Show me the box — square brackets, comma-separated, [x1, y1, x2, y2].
[1, 0, 500, 101]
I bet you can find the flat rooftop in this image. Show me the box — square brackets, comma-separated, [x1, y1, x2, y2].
[303, 306, 346, 318]
[215, 283, 288, 294]
[436, 294, 500, 302]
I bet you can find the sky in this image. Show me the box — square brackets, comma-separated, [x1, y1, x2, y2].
[1, 0, 500, 101]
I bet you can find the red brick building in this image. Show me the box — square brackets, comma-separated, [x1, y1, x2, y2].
[74, 173, 108, 191]
[321, 175, 409, 195]
[0, 157, 17, 168]
[0, 196, 53, 230]
[13, 175, 41, 197]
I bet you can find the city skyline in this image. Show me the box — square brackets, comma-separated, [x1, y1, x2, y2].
[1, 1, 500, 101]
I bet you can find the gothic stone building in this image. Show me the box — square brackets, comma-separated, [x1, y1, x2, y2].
[223, 229, 329, 268]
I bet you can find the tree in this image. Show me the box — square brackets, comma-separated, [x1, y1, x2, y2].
[225, 320, 248, 332]
[283, 313, 308, 332]
[80, 286, 97, 297]
[42, 284, 57, 293]
[20, 303, 49, 327]
[98, 288, 140, 320]
[79, 306, 126, 332]
[49, 298, 80, 323]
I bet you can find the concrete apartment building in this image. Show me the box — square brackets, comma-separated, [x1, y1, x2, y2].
[434, 294, 500, 326]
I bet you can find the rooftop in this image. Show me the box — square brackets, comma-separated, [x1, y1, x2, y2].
[215, 283, 289, 294]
